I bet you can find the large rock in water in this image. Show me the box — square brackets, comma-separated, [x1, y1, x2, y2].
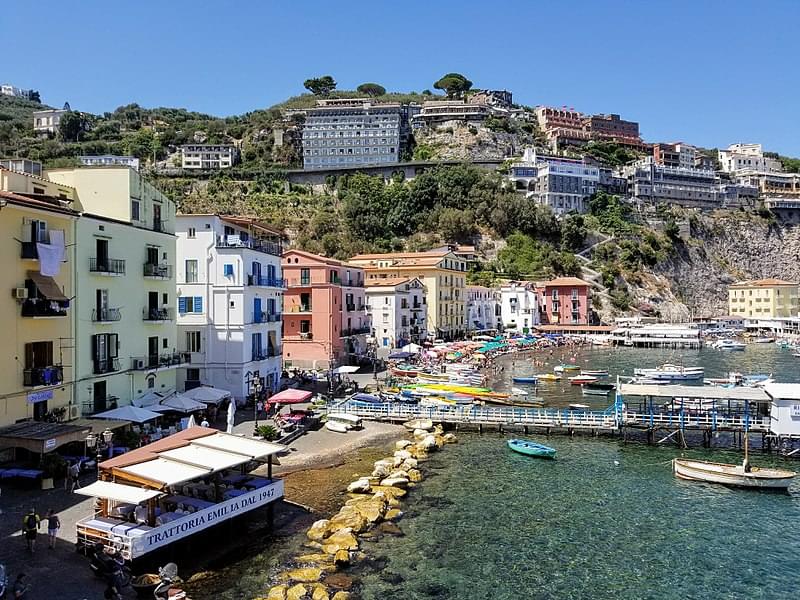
[395, 439, 413, 450]
[310, 584, 330, 600]
[331, 593, 350, 600]
[351, 497, 386, 523]
[325, 573, 354, 591]
[307, 519, 330, 542]
[372, 459, 394, 478]
[420, 435, 438, 450]
[371, 485, 407, 498]
[413, 428, 429, 441]
[385, 508, 404, 521]
[266, 585, 288, 600]
[407, 468, 423, 482]
[443, 432, 458, 444]
[284, 568, 323, 584]
[380, 476, 409, 488]
[333, 549, 350, 568]
[328, 506, 368, 534]
[286, 583, 310, 600]
[321, 529, 359, 555]
[346, 477, 371, 494]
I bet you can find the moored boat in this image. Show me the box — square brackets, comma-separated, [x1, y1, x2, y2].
[581, 369, 609, 377]
[582, 382, 616, 395]
[536, 373, 561, 381]
[512, 376, 539, 384]
[569, 375, 598, 385]
[712, 339, 746, 351]
[568, 403, 590, 410]
[507, 438, 556, 459]
[634, 363, 704, 381]
[554, 364, 581, 373]
[672, 459, 796, 489]
[325, 420, 350, 433]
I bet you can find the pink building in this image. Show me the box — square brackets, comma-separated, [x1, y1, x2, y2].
[282, 250, 371, 369]
[537, 277, 591, 325]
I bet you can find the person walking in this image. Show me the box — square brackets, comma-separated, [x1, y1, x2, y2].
[22, 508, 40, 553]
[45, 509, 60, 549]
[69, 461, 81, 492]
[64, 461, 73, 491]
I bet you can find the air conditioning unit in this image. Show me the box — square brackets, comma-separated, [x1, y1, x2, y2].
[13, 287, 28, 299]
[68, 405, 80, 420]
[134, 358, 146, 370]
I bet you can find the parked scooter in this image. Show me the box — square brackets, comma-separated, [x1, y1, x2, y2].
[153, 563, 186, 599]
[89, 543, 131, 588]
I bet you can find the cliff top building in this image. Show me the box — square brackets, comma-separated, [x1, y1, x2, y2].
[718, 143, 782, 174]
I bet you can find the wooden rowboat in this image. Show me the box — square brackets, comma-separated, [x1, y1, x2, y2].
[325, 420, 350, 433]
[507, 439, 556, 459]
[512, 376, 539, 384]
[672, 458, 796, 490]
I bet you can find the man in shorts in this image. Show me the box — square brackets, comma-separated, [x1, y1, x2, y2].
[22, 508, 40, 553]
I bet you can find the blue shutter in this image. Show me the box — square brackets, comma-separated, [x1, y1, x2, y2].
[178, 297, 187, 314]
[224, 264, 233, 277]
[195, 296, 203, 313]
[254, 298, 262, 322]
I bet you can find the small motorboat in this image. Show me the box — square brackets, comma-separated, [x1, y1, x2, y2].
[568, 403, 591, 411]
[512, 376, 539, 384]
[569, 375, 598, 385]
[325, 420, 350, 433]
[582, 382, 616, 395]
[672, 459, 796, 489]
[753, 337, 775, 344]
[537, 373, 561, 381]
[581, 369, 609, 377]
[711, 339, 746, 351]
[554, 364, 581, 373]
[507, 438, 556, 459]
[634, 364, 704, 381]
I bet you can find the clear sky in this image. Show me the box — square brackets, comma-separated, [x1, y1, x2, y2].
[3, 0, 799, 155]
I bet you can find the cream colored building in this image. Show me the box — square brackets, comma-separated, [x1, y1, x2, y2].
[349, 250, 466, 340]
[47, 167, 181, 415]
[0, 167, 78, 427]
[728, 278, 800, 319]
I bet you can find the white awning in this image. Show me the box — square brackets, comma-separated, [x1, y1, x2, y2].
[332, 365, 359, 374]
[75, 480, 163, 504]
[191, 432, 285, 459]
[619, 383, 769, 402]
[159, 445, 249, 471]
[118, 457, 210, 487]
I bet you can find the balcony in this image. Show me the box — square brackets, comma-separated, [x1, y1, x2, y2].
[153, 219, 167, 233]
[411, 303, 423, 311]
[299, 331, 313, 340]
[251, 348, 267, 361]
[252, 311, 281, 324]
[92, 307, 122, 322]
[143, 307, 174, 322]
[341, 326, 371, 337]
[89, 258, 126, 276]
[344, 280, 364, 288]
[143, 263, 173, 279]
[289, 304, 313, 313]
[248, 275, 287, 288]
[93, 357, 120, 375]
[267, 345, 282, 357]
[21, 299, 69, 318]
[131, 352, 190, 371]
[24, 365, 63, 387]
[346, 303, 356, 311]
[216, 235, 284, 257]
[82, 395, 119, 415]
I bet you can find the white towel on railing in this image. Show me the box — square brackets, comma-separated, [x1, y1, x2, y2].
[36, 230, 65, 277]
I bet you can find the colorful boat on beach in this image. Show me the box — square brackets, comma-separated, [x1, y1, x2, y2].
[507, 439, 556, 459]
[536, 373, 562, 381]
[672, 459, 796, 489]
[512, 376, 539, 384]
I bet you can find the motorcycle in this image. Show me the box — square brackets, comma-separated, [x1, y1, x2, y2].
[89, 543, 131, 588]
[153, 563, 187, 599]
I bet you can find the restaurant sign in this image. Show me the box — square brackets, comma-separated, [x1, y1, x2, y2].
[27, 389, 54, 404]
[133, 479, 284, 556]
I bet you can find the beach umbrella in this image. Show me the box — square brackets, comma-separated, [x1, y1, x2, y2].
[226, 400, 236, 434]
[186, 414, 197, 429]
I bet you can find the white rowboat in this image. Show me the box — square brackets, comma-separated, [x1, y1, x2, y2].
[325, 420, 350, 433]
[672, 458, 796, 490]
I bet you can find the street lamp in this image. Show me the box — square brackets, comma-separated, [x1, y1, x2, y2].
[86, 429, 114, 478]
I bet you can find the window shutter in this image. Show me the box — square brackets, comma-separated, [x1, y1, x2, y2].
[91, 335, 98, 361]
[178, 297, 187, 314]
[109, 334, 119, 358]
[195, 296, 203, 313]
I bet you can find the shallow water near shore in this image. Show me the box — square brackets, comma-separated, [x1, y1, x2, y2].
[355, 433, 800, 600]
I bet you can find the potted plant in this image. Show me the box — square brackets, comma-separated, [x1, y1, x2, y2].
[254, 424, 279, 441]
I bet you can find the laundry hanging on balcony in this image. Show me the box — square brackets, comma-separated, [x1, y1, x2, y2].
[36, 229, 65, 277]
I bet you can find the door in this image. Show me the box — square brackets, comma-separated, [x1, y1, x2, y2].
[94, 333, 108, 372]
[253, 297, 262, 323]
[96, 289, 108, 320]
[152, 204, 161, 230]
[148, 291, 159, 318]
[93, 380, 107, 414]
[146, 246, 159, 266]
[96, 239, 108, 270]
[148, 336, 159, 366]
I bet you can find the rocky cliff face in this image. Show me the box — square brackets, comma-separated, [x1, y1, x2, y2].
[414, 121, 535, 161]
[650, 213, 800, 318]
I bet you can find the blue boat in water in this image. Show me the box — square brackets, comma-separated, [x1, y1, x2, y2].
[507, 439, 556, 459]
[512, 376, 539, 384]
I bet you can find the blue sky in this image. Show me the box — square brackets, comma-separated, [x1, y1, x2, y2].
[3, 0, 799, 155]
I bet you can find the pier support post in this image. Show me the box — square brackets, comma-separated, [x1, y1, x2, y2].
[646, 429, 654, 445]
[524, 426, 528, 434]
[479, 424, 483, 434]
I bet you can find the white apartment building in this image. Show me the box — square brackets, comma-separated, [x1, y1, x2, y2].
[180, 145, 238, 170]
[79, 155, 140, 171]
[499, 282, 540, 333]
[33, 109, 67, 134]
[718, 143, 782, 174]
[365, 277, 427, 349]
[466, 286, 499, 333]
[176, 215, 285, 401]
[1, 84, 32, 98]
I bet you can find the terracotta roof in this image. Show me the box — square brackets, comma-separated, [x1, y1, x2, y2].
[535, 325, 613, 332]
[0, 190, 79, 216]
[218, 215, 284, 237]
[350, 249, 451, 260]
[364, 277, 412, 287]
[730, 278, 798, 288]
[542, 277, 592, 287]
[283, 248, 355, 268]
[99, 427, 217, 470]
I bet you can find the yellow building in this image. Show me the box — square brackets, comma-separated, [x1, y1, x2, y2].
[47, 167, 181, 415]
[728, 278, 800, 318]
[349, 250, 467, 340]
[0, 168, 78, 428]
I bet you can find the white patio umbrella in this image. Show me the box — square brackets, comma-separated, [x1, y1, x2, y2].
[186, 414, 197, 428]
[226, 400, 236, 434]
[401, 343, 422, 353]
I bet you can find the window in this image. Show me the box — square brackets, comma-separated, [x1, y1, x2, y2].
[131, 200, 140, 222]
[91, 334, 118, 374]
[300, 320, 310, 333]
[163, 338, 168, 349]
[186, 368, 200, 382]
[300, 268, 310, 285]
[185, 260, 198, 283]
[178, 296, 204, 314]
[30, 219, 48, 243]
[223, 263, 234, 278]
[187, 228, 196, 238]
[186, 331, 201, 353]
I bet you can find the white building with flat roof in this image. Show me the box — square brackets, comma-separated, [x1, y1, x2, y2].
[180, 145, 238, 170]
[466, 286, 499, 333]
[175, 215, 285, 401]
[79, 155, 140, 171]
[499, 282, 539, 333]
[365, 277, 427, 349]
[718, 143, 782, 174]
[33, 109, 67, 134]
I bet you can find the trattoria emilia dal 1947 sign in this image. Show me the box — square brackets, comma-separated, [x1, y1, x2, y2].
[134, 479, 284, 556]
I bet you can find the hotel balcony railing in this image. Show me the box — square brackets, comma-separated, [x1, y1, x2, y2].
[21, 299, 69, 318]
[253, 311, 283, 324]
[346, 303, 356, 311]
[248, 275, 287, 288]
[131, 352, 190, 370]
[216, 235, 284, 257]
[341, 326, 371, 337]
[143, 263, 173, 279]
[92, 307, 122, 322]
[82, 395, 119, 415]
[23, 365, 63, 387]
[153, 219, 167, 233]
[411, 303, 423, 310]
[93, 357, 120, 375]
[251, 349, 267, 361]
[89, 257, 126, 275]
[299, 331, 313, 340]
[289, 304, 312, 313]
[142, 307, 174, 322]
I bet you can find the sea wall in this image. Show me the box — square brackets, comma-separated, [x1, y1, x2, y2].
[261, 422, 457, 600]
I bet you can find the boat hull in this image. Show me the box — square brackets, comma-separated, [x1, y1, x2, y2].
[672, 459, 796, 489]
[512, 377, 539, 384]
[507, 439, 556, 459]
